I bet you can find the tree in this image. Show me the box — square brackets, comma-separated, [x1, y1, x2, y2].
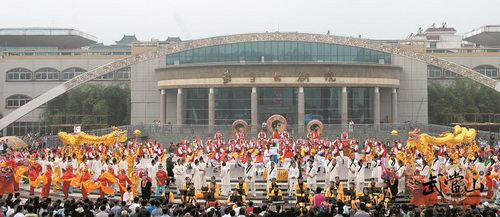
[428, 78, 500, 125]
[41, 83, 131, 127]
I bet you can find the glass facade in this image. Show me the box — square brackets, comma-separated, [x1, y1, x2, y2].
[178, 87, 378, 125]
[258, 87, 298, 125]
[214, 88, 251, 124]
[348, 87, 374, 124]
[166, 41, 391, 65]
[304, 87, 341, 124]
[184, 88, 208, 124]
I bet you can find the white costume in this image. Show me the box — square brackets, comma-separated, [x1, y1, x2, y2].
[220, 165, 231, 196]
[173, 163, 185, 194]
[288, 165, 300, 195]
[306, 165, 317, 191]
[244, 163, 256, 196]
[192, 163, 204, 190]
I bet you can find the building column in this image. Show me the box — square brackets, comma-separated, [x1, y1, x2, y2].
[392, 88, 398, 123]
[208, 88, 215, 133]
[374, 87, 380, 124]
[176, 88, 183, 125]
[251, 87, 258, 133]
[298, 87, 305, 133]
[341, 87, 348, 125]
[160, 89, 166, 125]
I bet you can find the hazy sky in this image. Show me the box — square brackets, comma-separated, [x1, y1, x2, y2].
[1, 0, 498, 44]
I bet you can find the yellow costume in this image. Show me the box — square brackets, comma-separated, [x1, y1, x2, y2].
[208, 182, 221, 196]
[235, 182, 249, 196]
[162, 191, 175, 203]
[266, 189, 283, 200]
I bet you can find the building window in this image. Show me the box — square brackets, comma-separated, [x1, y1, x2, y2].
[63, 67, 86, 80]
[35, 68, 60, 80]
[214, 88, 251, 124]
[473, 65, 499, 78]
[166, 41, 392, 65]
[257, 87, 298, 125]
[348, 87, 374, 124]
[116, 67, 131, 80]
[429, 42, 437, 48]
[94, 72, 115, 80]
[444, 70, 457, 78]
[427, 65, 442, 78]
[6, 68, 32, 81]
[304, 87, 341, 124]
[6, 95, 32, 108]
[7, 122, 46, 136]
[184, 88, 209, 124]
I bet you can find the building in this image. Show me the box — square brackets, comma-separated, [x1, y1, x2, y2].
[0, 28, 132, 135]
[1, 25, 500, 136]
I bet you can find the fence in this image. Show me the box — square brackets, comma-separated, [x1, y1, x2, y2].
[45, 122, 499, 147]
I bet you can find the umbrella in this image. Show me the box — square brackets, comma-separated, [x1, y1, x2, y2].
[0, 136, 28, 150]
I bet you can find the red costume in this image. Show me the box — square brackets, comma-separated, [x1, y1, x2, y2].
[80, 169, 91, 200]
[156, 170, 168, 186]
[60, 165, 75, 198]
[117, 170, 132, 200]
[27, 163, 42, 195]
[41, 165, 53, 198]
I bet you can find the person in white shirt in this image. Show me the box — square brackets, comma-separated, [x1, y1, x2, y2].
[328, 157, 341, 187]
[173, 159, 186, 194]
[306, 160, 317, 191]
[129, 198, 140, 214]
[243, 158, 256, 197]
[122, 186, 133, 205]
[288, 161, 300, 195]
[266, 161, 278, 187]
[220, 161, 231, 196]
[347, 155, 357, 184]
[356, 160, 366, 191]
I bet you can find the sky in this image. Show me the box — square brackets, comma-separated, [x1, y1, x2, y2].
[1, 0, 499, 45]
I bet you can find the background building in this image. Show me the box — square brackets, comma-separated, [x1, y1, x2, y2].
[1, 25, 500, 136]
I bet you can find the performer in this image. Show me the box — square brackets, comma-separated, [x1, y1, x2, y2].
[27, 163, 42, 196]
[347, 155, 357, 184]
[117, 169, 132, 200]
[325, 181, 343, 202]
[227, 190, 247, 205]
[60, 165, 75, 199]
[155, 164, 168, 196]
[220, 161, 231, 196]
[40, 164, 53, 198]
[266, 162, 278, 187]
[140, 172, 153, 200]
[207, 176, 221, 196]
[80, 167, 92, 200]
[173, 159, 185, 194]
[161, 187, 175, 204]
[356, 160, 366, 192]
[288, 161, 300, 195]
[235, 177, 249, 196]
[294, 177, 308, 197]
[266, 184, 283, 200]
[182, 181, 197, 204]
[192, 159, 204, 190]
[306, 160, 317, 191]
[244, 158, 256, 197]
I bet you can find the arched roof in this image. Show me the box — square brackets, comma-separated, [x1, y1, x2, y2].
[0, 32, 498, 130]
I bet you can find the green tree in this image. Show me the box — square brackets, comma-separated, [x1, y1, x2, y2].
[428, 78, 500, 125]
[41, 83, 131, 127]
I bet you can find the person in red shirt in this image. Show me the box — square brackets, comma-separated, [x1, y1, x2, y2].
[40, 165, 52, 198]
[80, 168, 91, 200]
[117, 169, 132, 200]
[60, 165, 75, 199]
[155, 164, 168, 196]
[27, 163, 41, 195]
